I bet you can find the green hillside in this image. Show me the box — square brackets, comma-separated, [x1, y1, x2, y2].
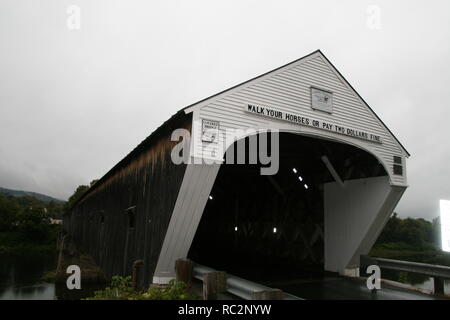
[0, 187, 65, 204]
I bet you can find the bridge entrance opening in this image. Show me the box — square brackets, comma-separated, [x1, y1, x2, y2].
[188, 133, 387, 283]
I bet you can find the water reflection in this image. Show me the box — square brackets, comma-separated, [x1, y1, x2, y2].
[0, 254, 56, 300]
[0, 283, 55, 300]
[55, 282, 105, 300]
[377, 269, 450, 295]
[0, 254, 105, 300]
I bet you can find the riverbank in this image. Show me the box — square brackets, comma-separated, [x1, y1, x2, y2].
[53, 234, 108, 283]
[368, 241, 450, 295]
[369, 242, 450, 266]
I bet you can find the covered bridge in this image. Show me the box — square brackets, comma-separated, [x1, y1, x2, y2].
[63, 50, 409, 287]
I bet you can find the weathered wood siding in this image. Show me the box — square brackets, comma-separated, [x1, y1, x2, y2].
[63, 112, 191, 287]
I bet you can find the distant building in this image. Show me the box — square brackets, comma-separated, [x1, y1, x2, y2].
[50, 218, 62, 225]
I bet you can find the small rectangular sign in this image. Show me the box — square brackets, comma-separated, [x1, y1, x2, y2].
[311, 87, 333, 113]
[201, 119, 219, 143]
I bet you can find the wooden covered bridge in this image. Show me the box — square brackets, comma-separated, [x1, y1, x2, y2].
[63, 50, 410, 291]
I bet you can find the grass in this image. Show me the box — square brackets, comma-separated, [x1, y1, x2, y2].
[41, 271, 57, 283]
[369, 242, 450, 266]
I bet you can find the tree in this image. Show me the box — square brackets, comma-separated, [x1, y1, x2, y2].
[375, 213, 440, 249]
[376, 213, 401, 244]
[64, 180, 98, 212]
[432, 217, 442, 248]
[0, 194, 20, 231]
[46, 200, 65, 218]
[65, 184, 90, 210]
[398, 218, 427, 246]
[16, 205, 52, 241]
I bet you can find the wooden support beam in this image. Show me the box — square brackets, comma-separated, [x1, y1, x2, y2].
[321, 155, 345, 187]
[298, 227, 317, 263]
[56, 234, 66, 276]
[132, 259, 144, 291]
[175, 259, 193, 287]
[434, 277, 445, 295]
[266, 176, 285, 198]
[309, 224, 324, 246]
[203, 271, 226, 300]
[343, 160, 355, 180]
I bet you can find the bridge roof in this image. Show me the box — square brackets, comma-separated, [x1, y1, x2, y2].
[181, 49, 409, 157]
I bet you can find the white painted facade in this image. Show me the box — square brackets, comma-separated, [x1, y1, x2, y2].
[153, 50, 409, 283]
[324, 176, 406, 274]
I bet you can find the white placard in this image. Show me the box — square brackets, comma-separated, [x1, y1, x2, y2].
[244, 104, 382, 144]
[201, 119, 219, 143]
[311, 87, 333, 113]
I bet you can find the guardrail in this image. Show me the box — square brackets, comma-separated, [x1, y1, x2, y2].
[176, 260, 302, 300]
[361, 255, 450, 294]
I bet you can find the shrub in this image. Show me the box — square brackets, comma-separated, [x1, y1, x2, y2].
[86, 276, 198, 300]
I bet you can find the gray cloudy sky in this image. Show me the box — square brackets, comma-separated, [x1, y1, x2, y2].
[1, 0, 449, 220]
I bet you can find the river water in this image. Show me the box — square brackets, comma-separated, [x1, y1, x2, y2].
[0, 254, 104, 300]
[381, 269, 450, 295]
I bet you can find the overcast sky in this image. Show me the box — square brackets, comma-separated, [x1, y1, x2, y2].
[1, 0, 449, 220]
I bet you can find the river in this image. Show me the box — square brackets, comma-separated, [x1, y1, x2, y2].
[382, 269, 450, 295]
[0, 254, 104, 300]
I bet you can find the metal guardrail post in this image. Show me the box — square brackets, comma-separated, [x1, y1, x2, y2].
[434, 277, 445, 295]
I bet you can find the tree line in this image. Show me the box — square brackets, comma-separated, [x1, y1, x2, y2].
[0, 181, 444, 253]
[0, 180, 98, 246]
[0, 194, 64, 243]
[375, 213, 441, 249]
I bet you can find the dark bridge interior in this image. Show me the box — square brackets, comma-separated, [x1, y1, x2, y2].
[188, 133, 387, 283]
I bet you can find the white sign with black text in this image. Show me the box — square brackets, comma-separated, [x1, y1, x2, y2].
[244, 104, 382, 144]
[201, 119, 219, 143]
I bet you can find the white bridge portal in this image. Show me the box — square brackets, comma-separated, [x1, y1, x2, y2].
[152, 50, 409, 283]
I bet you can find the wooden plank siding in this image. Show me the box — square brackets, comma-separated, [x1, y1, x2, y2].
[189, 51, 408, 187]
[63, 112, 192, 287]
